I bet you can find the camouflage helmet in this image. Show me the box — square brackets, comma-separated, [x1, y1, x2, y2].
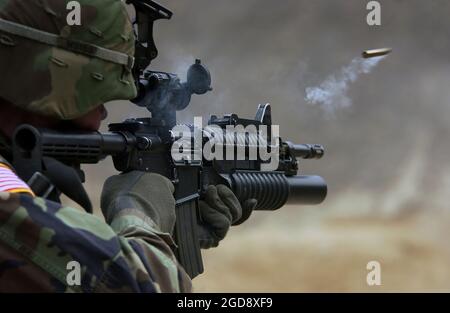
[0, 0, 137, 120]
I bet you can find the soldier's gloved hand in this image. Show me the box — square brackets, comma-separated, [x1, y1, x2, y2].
[101, 171, 176, 234]
[198, 185, 257, 249]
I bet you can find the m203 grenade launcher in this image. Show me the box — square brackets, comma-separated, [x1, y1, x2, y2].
[9, 0, 327, 278]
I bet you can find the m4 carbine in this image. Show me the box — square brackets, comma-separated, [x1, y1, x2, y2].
[10, 0, 327, 278]
[11, 61, 326, 278]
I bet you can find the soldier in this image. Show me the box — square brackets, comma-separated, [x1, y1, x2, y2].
[0, 0, 245, 292]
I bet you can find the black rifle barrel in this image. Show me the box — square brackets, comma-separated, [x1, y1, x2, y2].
[287, 142, 324, 159]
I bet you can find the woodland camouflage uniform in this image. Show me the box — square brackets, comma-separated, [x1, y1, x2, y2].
[0, 0, 192, 292]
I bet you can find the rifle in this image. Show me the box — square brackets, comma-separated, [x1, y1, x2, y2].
[9, 1, 327, 278]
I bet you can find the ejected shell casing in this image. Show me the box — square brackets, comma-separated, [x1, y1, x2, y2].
[362, 48, 392, 59]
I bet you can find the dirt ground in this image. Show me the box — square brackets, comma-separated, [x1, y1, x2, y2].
[193, 208, 450, 292]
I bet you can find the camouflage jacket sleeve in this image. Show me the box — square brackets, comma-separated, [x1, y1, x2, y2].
[0, 192, 192, 292]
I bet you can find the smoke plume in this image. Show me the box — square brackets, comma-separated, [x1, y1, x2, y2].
[88, 0, 450, 215]
[305, 56, 386, 116]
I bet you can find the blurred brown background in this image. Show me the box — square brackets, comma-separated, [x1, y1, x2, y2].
[79, 0, 450, 291]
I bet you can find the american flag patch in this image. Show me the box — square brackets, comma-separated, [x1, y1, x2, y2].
[0, 163, 34, 196]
